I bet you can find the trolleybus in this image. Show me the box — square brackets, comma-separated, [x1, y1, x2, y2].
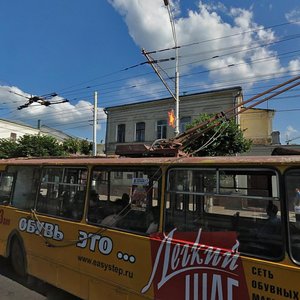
[0, 155, 299, 299]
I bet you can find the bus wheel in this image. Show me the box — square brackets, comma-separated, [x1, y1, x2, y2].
[10, 237, 27, 277]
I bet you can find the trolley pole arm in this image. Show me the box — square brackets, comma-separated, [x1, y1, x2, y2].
[142, 48, 177, 101]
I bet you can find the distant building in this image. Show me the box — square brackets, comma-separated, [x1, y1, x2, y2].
[105, 87, 243, 155]
[39, 124, 73, 142]
[104, 86, 281, 156]
[0, 118, 72, 142]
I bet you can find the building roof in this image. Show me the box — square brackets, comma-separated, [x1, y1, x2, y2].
[105, 86, 242, 110]
[0, 118, 72, 141]
[0, 118, 39, 130]
[40, 125, 73, 141]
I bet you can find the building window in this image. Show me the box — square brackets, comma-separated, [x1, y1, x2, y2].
[180, 117, 191, 133]
[10, 133, 17, 141]
[136, 122, 145, 142]
[157, 120, 167, 139]
[117, 124, 125, 143]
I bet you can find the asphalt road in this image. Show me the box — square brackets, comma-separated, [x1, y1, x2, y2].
[0, 257, 80, 300]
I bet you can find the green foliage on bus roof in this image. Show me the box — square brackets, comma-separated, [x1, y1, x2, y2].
[184, 113, 252, 156]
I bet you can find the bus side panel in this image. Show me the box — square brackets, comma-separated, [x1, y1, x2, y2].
[0, 206, 21, 257]
[15, 212, 85, 299]
[77, 227, 154, 300]
[243, 257, 300, 300]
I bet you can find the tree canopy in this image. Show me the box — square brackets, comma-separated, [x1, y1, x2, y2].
[184, 113, 252, 156]
[0, 135, 93, 158]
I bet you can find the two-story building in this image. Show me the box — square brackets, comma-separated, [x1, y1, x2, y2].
[105, 87, 244, 155]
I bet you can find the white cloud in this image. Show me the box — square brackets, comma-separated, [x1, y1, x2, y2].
[285, 125, 299, 143]
[109, 0, 174, 51]
[288, 58, 300, 74]
[285, 9, 300, 23]
[109, 0, 289, 87]
[0, 85, 106, 132]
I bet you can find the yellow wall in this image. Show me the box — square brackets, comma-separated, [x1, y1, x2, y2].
[239, 108, 274, 145]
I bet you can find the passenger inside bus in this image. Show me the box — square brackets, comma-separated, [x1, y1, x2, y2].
[146, 206, 159, 234]
[258, 201, 281, 238]
[100, 198, 129, 227]
[88, 190, 101, 222]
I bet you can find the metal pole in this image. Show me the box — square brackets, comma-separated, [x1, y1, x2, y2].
[175, 49, 179, 135]
[93, 91, 98, 156]
[165, 1, 180, 135]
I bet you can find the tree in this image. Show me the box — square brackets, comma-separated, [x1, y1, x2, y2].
[0, 135, 94, 158]
[79, 139, 93, 155]
[184, 113, 252, 156]
[62, 138, 93, 155]
[63, 138, 81, 154]
[16, 134, 65, 157]
[0, 138, 18, 158]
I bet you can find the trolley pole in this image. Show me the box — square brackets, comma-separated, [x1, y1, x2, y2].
[93, 91, 98, 156]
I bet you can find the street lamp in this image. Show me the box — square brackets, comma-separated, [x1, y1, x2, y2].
[164, 0, 180, 135]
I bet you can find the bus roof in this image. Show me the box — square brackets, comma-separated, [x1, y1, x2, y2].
[1, 155, 300, 167]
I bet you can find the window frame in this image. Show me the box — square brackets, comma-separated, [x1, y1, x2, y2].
[165, 166, 283, 260]
[88, 166, 162, 235]
[37, 166, 88, 220]
[284, 167, 300, 265]
[135, 122, 145, 142]
[116, 124, 126, 143]
[156, 120, 167, 139]
[180, 116, 191, 133]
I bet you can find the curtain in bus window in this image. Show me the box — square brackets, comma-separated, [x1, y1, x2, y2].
[285, 169, 300, 262]
[9, 166, 41, 210]
[88, 167, 161, 235]
[37, 167, 87, 220]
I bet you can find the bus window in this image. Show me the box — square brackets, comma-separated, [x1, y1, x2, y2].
[0, 172, 14, 204]
[8, 166, 41, 210]
[285, 169, 300, 262]
[165, 167, 283, 259]
[36, 167, 87, 220]
[165, 169, 216, 231]
[88, 167, 161, 235]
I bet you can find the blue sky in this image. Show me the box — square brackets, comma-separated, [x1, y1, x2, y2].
[0, 0, 300, 144]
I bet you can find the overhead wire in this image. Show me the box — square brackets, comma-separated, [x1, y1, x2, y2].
[1, 21, 299, 136]
[41, 22, 299, 99]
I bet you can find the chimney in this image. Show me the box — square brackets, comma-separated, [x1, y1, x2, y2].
[271, 131, 281, 145]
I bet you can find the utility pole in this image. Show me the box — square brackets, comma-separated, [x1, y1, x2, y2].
[164, 0, 180, 135]
[93, 91, 98, 156]
[142, 1, 180, 135]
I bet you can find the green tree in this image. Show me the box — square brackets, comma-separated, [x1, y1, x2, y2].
[16, 134, 65, 157]
[62, 138, 93, 155]
[0, 138, 18, 158]
[184, 113, 252, 156]
[0, 135, 94, 158]
[63, 138, 81, 154]
[79, 139, 93, 155]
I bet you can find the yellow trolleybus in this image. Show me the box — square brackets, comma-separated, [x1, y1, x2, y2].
[0, 155, 299, 300]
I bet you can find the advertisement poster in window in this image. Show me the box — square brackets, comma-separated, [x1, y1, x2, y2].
[131, 178, 149, 211]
